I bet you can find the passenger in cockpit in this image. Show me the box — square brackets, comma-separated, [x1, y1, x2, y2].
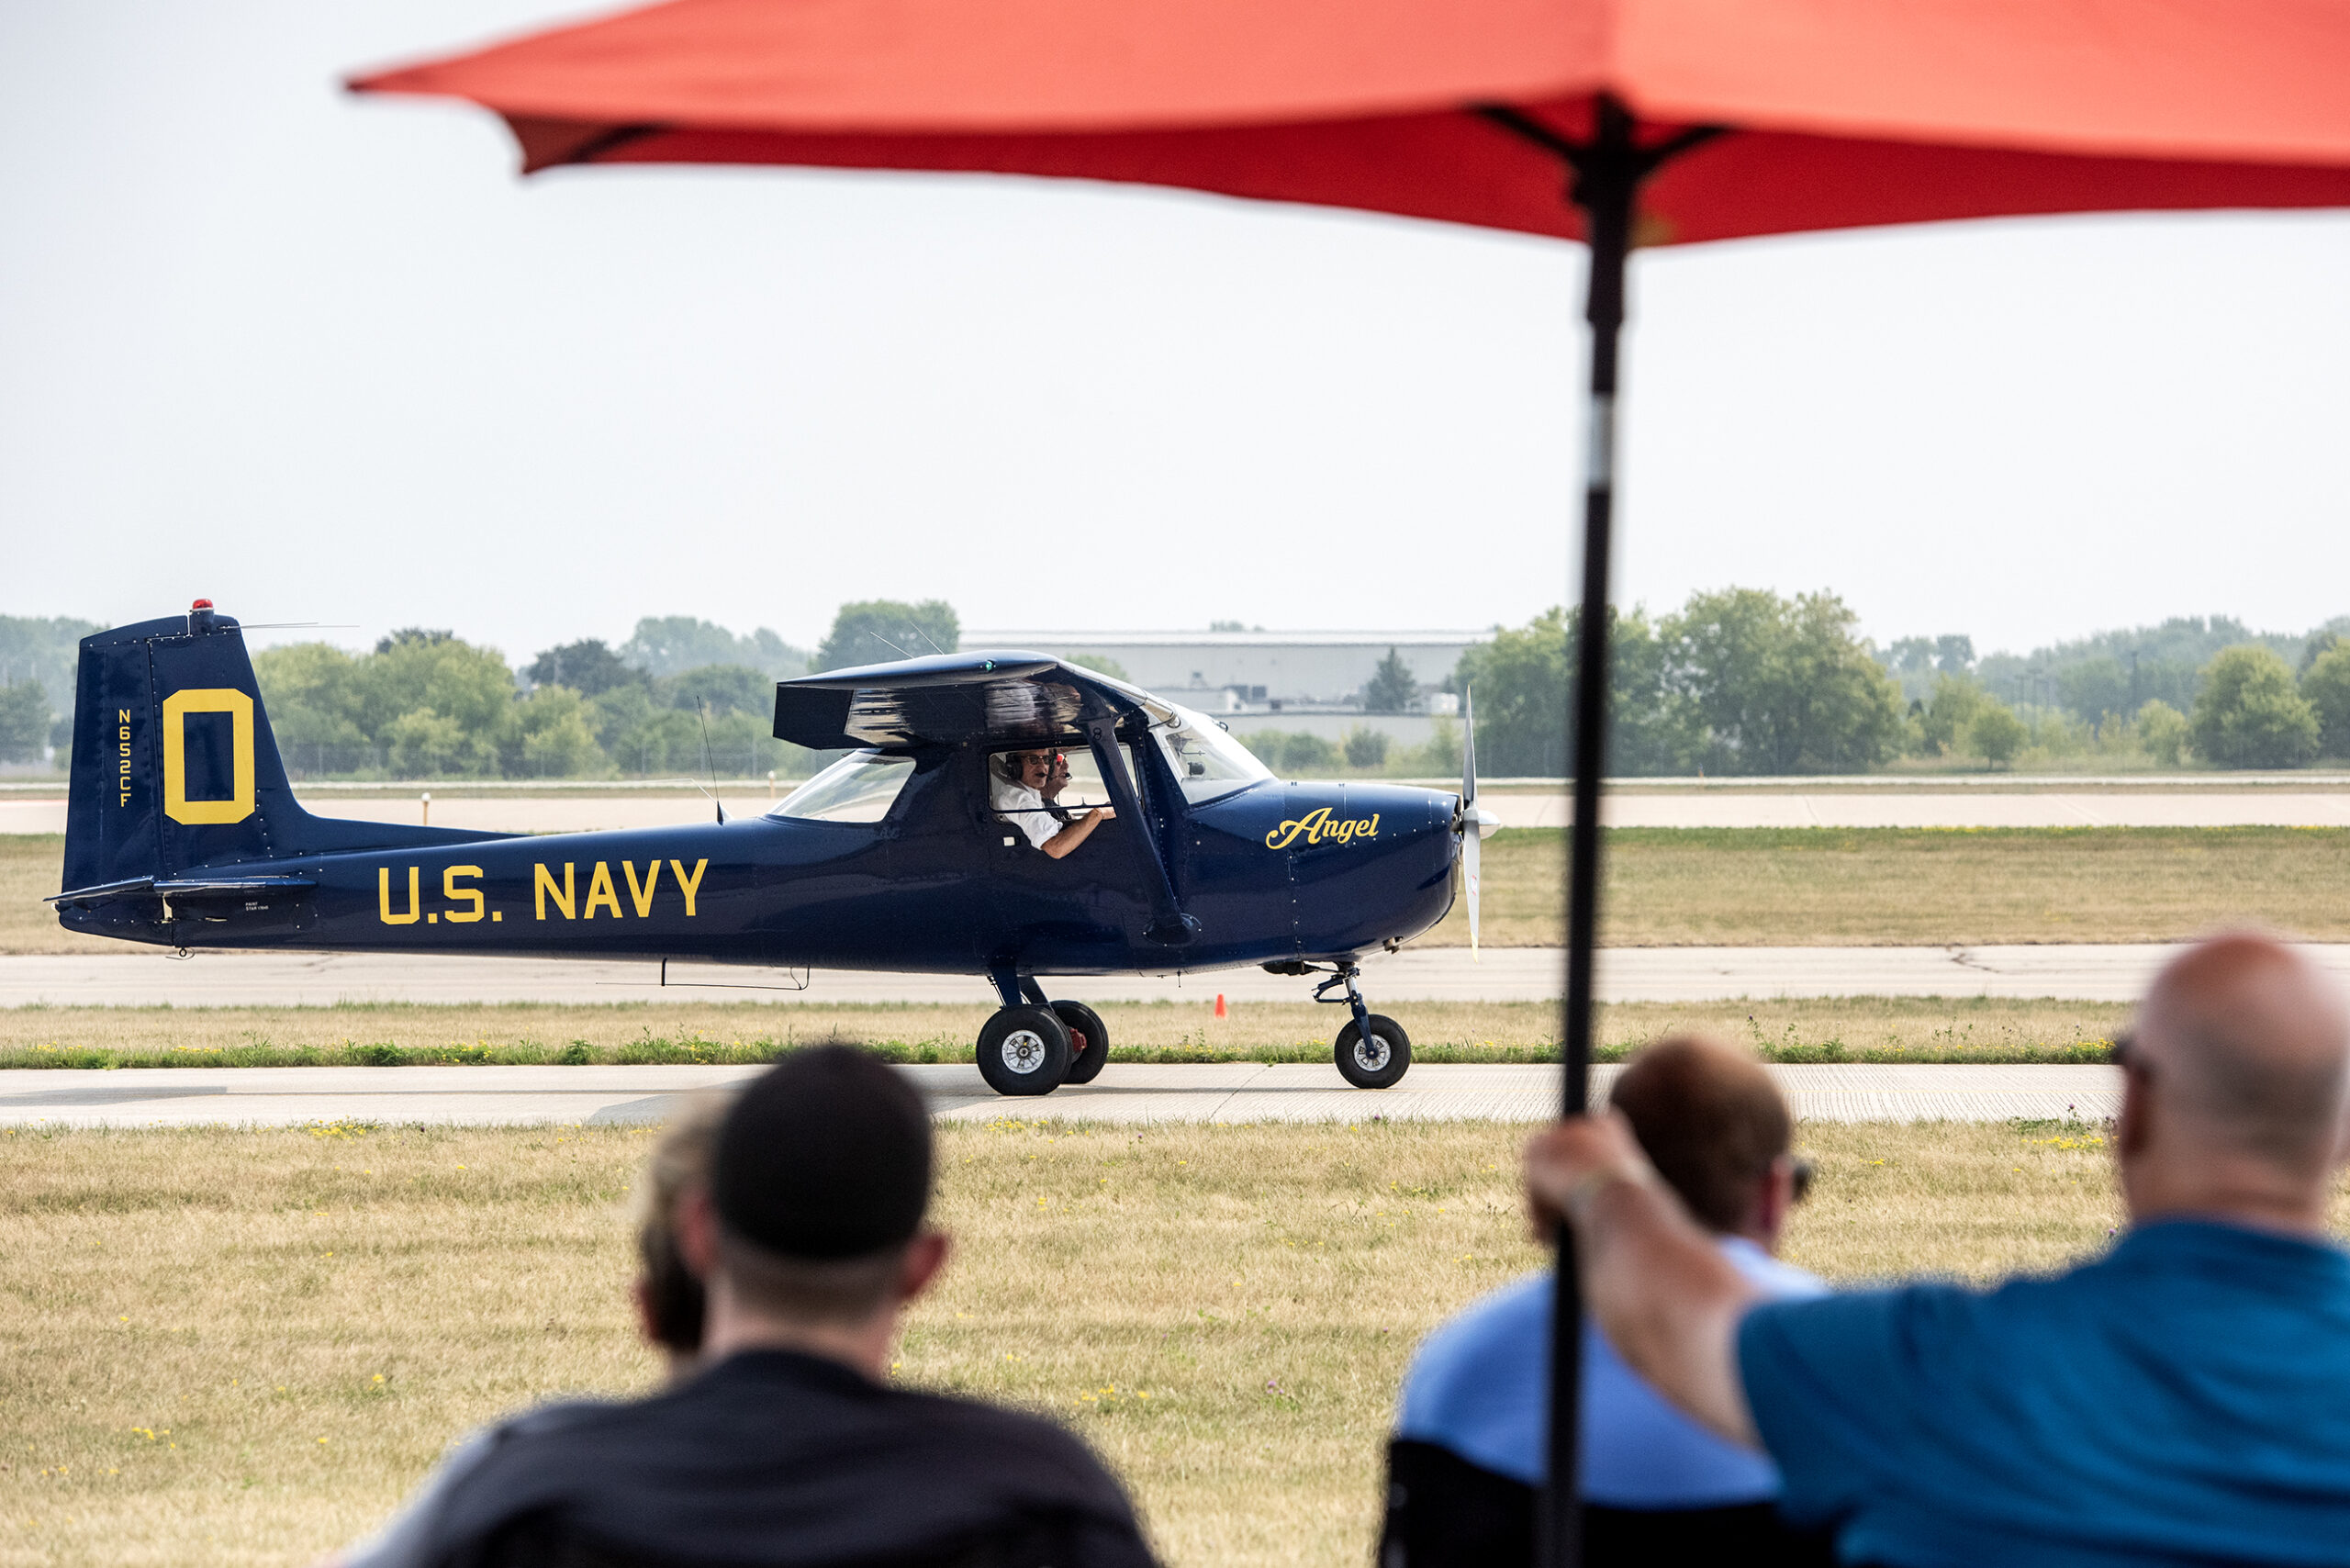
[991, 747, 1115, 860]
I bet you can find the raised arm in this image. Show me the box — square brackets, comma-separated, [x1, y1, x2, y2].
[1041, 805, 1114, 860]
[1523, 1113, 1765, 1449]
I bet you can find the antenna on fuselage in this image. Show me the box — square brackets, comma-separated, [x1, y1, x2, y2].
[867, 630, 913, 659]
[697, 699, 726, 824]
[904, 624, 946, 655]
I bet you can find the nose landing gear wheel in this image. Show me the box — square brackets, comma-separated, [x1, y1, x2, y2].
[1335, 1014, 1411, 1090]
[977, 1006, 1073, 1096]
[1051, 1001, 1110, 1086]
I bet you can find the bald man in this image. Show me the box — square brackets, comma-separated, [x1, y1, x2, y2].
[1528, 933, 2350, 1565]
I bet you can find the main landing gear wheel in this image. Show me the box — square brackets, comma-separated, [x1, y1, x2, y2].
[977, 1006, 1072, 1097]
[1052, 1001, 1111, 1086]
[1336, 1014, 1412, 1090]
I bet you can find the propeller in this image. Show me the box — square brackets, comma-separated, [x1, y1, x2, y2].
[1456, 686, 1499, 958]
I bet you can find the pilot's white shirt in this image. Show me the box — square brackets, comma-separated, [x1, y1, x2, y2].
[991, 780, 1058, 851]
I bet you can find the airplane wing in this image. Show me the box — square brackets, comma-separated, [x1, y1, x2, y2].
[772, 653, 1141, 749]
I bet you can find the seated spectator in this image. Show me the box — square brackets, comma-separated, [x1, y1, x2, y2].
[1382, 1036, 1831, 1567]
[385, 1045, 1156, 1568]
[991, 747, 1114, 859]
[331, 1092, 731, 1568]
[1527, 932, 2350, 1565]
[627, 1090, 726, 1375]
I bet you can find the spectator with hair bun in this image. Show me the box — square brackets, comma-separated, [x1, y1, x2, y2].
[330, 1090, 731, 1568]
[363, 1043, 1156, 1568]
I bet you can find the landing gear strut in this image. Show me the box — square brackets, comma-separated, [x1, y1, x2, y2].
[1311, 962, 1412, 1090]
[974, 974, 1113, 1096]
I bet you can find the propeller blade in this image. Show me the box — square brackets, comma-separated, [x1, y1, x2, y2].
[1460, 683, 1482, 958]
[1461, 684, 1477, 807]
[1464, 814, 1481, 961]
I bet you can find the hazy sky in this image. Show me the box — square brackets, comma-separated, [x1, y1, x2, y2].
[5, 2, 2346, 665]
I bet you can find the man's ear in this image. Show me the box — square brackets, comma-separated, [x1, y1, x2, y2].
[1751, 1158, 1795, 1246]
[897, 1231, 951, 1307]
[677, 1186, 720, 1280]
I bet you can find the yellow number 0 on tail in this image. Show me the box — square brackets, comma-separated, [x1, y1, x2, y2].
[161, 689, 256, 826]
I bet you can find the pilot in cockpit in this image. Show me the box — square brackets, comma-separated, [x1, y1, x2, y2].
[990, 747, 1116, 860]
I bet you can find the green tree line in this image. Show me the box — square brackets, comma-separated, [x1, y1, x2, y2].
[249, 601, 956, 780]
[8, 599, 2350, 778]
[1452, 598, 2350, 776]
[1888, 612, 2350, 720]
[1454, 589, 1909, 777]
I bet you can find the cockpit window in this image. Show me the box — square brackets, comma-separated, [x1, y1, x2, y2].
[1149, 702, 1274, 805]
[769, 751, 913, 823]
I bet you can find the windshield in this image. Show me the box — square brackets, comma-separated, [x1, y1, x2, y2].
[1150, 702, 1274, 805]
[769, 751, 913, 823]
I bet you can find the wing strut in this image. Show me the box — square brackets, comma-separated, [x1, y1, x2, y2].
[1085, 717, 1198, 946]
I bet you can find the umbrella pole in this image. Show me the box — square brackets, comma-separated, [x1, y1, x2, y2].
[1539, 97, 1638, 1568]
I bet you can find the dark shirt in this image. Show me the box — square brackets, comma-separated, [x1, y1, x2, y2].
[1740, 1219, 2350, 1568]
[1382, 1252, 1833, 1568]
[1381, 1439, 1831, 1568]
[408, 1350, 1157, 1568]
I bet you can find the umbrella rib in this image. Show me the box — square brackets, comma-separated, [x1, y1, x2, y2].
[1472, 102, 1584, 163]
[1473, 102, 1729, 180]
[564, 121, 668, 166]
[1639, 123, 1729, 171]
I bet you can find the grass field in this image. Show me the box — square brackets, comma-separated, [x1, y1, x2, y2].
[13, 828, 2350, 957]
[1414, 826, 2350, 947]
[15, 1117, 2339, 1568]
[0, 994, 2132, 1069]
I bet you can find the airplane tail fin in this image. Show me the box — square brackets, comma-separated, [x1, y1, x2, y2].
[62, 602, 503, 898]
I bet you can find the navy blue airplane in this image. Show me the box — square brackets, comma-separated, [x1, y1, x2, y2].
[51, 603, 1498, 1094]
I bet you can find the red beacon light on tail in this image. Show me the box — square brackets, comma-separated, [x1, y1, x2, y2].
[187, 598, 218, 634]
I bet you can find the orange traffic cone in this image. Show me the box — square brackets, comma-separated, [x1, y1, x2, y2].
[1214, 993, 1227, 1020]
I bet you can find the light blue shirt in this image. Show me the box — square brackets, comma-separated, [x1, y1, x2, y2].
[1396, 1238, 1825, 1508]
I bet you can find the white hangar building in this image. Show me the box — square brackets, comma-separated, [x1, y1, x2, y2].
[960, 629, 1493, 734]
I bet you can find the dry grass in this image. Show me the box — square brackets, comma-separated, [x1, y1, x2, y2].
[1416, 826, 2350, 947]
[17, 828, 2350, 958]
[0, 994, 2132, 1068]
[6, 1118, 2344, 1568]
[0, 839, 113, 957]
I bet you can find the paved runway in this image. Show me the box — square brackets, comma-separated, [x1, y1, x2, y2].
[10, 789, 2350, 835]
[1522, 791, 2350, 829]
[8, 943, 2347, 1006]
[0, 1060, 2120, 1127]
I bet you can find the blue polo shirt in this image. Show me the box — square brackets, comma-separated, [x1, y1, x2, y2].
[1397, 1238, 1825, 1506]
[1739, 1219, 2350, 1567]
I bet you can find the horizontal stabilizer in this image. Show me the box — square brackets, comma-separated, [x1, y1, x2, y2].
[50, 874, 319, 907]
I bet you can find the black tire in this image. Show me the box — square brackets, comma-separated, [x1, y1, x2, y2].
[977, 1006, 1073, 1096]
[1052, 1002, 1111, 1085]
[1335, 1014, 1412, 1090]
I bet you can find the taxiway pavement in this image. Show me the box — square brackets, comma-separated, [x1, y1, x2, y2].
[7, 943, 2348, 1007]
[0, 1060, 2120, 1128]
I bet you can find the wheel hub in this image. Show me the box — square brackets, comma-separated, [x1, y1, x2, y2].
[1352, 1034, 1392, 1071]
[1000, 1028, 1048, 1074]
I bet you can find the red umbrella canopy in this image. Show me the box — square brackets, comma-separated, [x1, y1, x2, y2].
[352, 0, 2350, 243]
